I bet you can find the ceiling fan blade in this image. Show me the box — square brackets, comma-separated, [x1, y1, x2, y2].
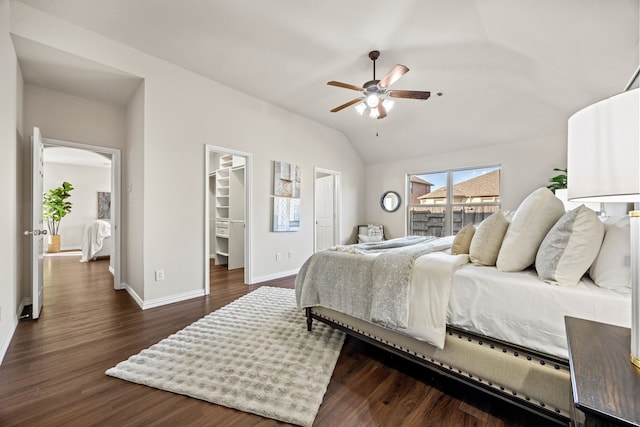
[327, 81, 365, 92]
[377, 103, 387, 119]
[388, 90, 431, 100]
[330, 98, 363, 113]
[378, 64, 409, 88]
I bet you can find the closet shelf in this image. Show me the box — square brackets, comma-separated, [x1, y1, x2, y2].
[212, 153, 245, 270]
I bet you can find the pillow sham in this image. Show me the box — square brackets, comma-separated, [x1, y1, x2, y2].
[589, 215, 631, 290]
[535, 205, 604, 286]
[367, 224, 383, 237]
[469, 211, 509, 266]
[497, 187, 565, 272]
[451, 224, 475, 255]
[358, 234, 383, 243]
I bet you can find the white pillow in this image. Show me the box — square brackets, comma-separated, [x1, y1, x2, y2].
[358, 234, 383, 243]
[589, 215, 631, 290]
[497, 187, 565, 272]
[535, 205, 604, 286]
[469, 211, 509, 266]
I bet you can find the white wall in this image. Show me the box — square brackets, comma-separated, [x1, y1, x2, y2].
[364, 135, 566, 239]
[0, 0, 19, 363]
[11, 3, 365, 306]
[23, 84, 126, 149]
[43, 162, 111, 250]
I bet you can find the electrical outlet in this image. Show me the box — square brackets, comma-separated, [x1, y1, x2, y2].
[155, 270, 165, 281]
[276, 253, 281, 261]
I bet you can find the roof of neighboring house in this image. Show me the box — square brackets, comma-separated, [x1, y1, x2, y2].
[418, 170, 500, 199]
[411, 176, 433, 186]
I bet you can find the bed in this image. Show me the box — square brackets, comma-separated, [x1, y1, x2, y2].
[296, 188, 632, 425]
[80, 219, 112, 262]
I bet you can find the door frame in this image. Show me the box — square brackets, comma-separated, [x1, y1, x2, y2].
[204, 145, 252, 294]
[40, 137, 122, 290]
[313, 167, 341, 251]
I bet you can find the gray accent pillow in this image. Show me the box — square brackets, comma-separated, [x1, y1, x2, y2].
[535, 205, 604, 286]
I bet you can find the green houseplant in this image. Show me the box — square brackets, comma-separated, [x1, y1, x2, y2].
[546, 168, 567, 194]
[43, 181, 74, 252]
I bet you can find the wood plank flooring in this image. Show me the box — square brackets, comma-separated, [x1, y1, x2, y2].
[0, 254, 559, 426]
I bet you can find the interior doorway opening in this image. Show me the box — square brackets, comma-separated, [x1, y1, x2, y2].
[314, 168, 341, 252]
[40, 137, 122, 290]
[27, 130, 122, 320]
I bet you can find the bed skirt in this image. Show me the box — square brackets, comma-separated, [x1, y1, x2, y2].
[306, 306, 571, 425]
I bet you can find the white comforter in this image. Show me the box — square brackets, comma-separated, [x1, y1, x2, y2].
[80, 220, 111, 262]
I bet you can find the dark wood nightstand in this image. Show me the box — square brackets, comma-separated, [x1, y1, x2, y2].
[565, 316, 640, 427]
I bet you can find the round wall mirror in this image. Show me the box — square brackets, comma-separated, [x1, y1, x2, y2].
[380, 191, 401, 212]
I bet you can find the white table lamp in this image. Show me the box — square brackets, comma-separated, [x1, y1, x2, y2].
[568, 87, 640, 367]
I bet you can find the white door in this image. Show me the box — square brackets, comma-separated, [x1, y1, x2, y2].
[315, 175, 335, 252]
[29, 127, 45, 319]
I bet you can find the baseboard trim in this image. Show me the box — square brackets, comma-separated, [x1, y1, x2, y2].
[249, 268, 299, 285]
[123, 283, 144, 309]
[142, 289, 206, 310]
[19, 297, 30, 316]
[0, 318, 17, 366]
[0, 298, 30, 366]
[124, 284, 206, 310]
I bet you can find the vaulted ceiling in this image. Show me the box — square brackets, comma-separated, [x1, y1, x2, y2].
[14, 0, 639, 164]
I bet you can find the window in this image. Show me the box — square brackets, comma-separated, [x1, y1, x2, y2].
[407, 166, 501, 237]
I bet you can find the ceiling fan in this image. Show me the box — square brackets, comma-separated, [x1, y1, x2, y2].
[327, 50, 435, 119]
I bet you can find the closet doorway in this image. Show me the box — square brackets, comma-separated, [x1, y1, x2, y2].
[204, 145, 251, 293]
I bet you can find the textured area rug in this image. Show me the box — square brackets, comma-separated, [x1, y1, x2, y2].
[106, 287, 344, 427]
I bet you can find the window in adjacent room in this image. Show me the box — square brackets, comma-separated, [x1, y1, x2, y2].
[407, 166, 501, 237]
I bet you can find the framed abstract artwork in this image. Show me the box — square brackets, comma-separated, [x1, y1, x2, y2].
[97, 191, 111, 219]
[273, 197, 300, 232]
[273, 161, 301, 198]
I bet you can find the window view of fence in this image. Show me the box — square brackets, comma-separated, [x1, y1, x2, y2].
[407, 166, 501, 237]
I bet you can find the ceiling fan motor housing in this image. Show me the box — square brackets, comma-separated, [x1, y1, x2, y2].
[364, 80, 381, 94]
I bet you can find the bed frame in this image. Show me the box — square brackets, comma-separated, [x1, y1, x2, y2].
[306, 306, 571, 425]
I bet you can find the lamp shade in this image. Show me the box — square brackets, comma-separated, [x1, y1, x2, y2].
[567, 88, 640, 203]
[568, 87, 640, 368]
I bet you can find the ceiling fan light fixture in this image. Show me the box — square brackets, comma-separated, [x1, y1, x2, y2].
[328, 50, 433, 119]
[366, 93, 379, 108]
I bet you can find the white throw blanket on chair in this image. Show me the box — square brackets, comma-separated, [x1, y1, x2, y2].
[80, 220, 111, 262]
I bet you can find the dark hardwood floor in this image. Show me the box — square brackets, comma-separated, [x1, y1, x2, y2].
[0, 254, 559, 426]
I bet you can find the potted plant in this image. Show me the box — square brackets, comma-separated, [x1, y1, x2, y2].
[43, 181, 74, 253]
[546, 168, 567, 194]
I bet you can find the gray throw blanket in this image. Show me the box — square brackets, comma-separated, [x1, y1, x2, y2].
[296, 236, 451, 330]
